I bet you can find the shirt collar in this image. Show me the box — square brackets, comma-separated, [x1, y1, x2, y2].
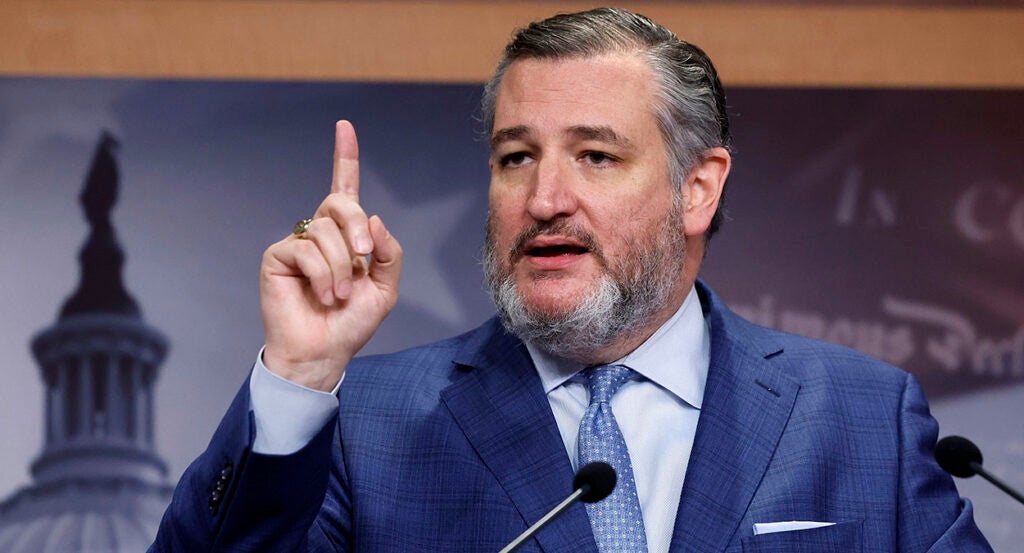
[526, 285, 710, 409]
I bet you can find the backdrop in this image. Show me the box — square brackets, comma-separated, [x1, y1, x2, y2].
[1, 77, 1021, 548]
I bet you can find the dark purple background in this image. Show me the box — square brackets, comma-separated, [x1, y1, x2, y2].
[1, 78, 1020, 547]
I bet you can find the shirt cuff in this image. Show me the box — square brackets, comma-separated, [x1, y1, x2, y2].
[249, 347, 343, 455]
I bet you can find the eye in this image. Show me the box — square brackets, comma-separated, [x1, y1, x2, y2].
[581, 151, 617, 167]
[499, 151, 533, 168]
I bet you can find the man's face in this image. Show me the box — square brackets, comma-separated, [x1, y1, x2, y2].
[484, 53, 689, 358]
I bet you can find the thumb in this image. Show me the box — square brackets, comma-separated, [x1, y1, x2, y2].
[367, 215, 402, 295]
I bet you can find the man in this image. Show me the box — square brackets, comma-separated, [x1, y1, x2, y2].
[151, 8, 991, 552]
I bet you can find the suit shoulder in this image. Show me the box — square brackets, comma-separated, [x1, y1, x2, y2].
[778, 327, 907, 383]
[347, 326, 478, 377]
[719, 302, 911, 389]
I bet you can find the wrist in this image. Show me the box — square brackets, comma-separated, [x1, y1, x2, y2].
[261, 349, 348, 392]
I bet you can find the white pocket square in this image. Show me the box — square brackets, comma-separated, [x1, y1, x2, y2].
[753, 521, 836, 536]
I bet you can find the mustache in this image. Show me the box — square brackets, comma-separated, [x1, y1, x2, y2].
[508, 218, 604, 264]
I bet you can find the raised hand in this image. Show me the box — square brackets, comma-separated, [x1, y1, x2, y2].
[259, 121, 402, 391]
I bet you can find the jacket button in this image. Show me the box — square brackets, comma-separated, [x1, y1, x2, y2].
[208, 461, 234, 515]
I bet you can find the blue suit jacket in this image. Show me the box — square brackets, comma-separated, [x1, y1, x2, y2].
[151, 282, 991, 552]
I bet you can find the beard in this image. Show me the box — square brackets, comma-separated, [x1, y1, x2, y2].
[483, 202, 687, 362]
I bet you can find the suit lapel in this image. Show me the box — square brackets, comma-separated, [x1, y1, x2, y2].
[440, 320, 596, 553]
[669, 284, 800, 552]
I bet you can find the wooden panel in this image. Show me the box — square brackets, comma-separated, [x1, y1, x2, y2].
[0, 0, 1021, 87]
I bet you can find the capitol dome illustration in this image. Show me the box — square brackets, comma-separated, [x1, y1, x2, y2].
[0, 133, 173, 552]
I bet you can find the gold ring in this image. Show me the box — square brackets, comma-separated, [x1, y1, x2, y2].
[293, 218, 313, 239]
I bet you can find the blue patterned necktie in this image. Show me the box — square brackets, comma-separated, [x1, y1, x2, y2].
[577, 364, 648, 552]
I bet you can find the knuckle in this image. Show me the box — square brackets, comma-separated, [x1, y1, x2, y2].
[387, 239, 403, 258]
[295, 238, 316, 254]
[311, 266, 332, 284]
[315, 193, 344, 215]
[307, 217, 336, 236]
[293, 240, 324, 265]
[326, 191, 354, 207]
[317, 194, 365, 224]
[262, 239, 289, 261]
[306, 260, 331, 282]
[261, 244, 277, 261]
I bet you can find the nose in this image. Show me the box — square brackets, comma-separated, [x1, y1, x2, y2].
[526, 157, 578, 222]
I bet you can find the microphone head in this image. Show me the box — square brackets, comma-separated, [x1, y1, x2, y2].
[574, 462, 617, 503]
[935, 435, 983, 478]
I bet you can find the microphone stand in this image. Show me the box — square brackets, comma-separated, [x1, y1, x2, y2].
[498, 488, 585, 553]
[968, 461, 1024, 506]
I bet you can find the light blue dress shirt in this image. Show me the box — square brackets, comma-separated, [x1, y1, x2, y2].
[250, 285, 710, 553]
[526, 286, 710, 553]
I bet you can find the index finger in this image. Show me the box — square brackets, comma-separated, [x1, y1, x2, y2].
[332, 120, 360, 202]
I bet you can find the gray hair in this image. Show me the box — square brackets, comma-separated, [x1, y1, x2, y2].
[481, 7, 732, 240]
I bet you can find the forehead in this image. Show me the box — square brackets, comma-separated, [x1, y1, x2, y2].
[492, 53, 660, 139]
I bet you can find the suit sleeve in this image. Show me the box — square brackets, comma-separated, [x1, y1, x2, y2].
[147, 375, 349, 552]
[896, 374, 992, 552]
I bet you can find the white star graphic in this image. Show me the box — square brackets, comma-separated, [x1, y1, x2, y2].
[360, 164, 479, 329]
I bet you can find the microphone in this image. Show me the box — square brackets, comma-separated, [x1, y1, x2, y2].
[935, 435, 1024, 506]
[498, 462, 616, 553]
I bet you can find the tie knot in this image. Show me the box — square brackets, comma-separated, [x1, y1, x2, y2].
[583, 364, 634, 403]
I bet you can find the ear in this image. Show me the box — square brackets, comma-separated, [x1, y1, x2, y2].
[681, 147, 731, 237]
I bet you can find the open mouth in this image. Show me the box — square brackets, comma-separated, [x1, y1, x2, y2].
[526, 244, 589, 257]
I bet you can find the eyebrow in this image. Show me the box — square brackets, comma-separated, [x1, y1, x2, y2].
[566, 125, 635, 149]
[490, 125, 531, 151]
[489, 124, 635, 151]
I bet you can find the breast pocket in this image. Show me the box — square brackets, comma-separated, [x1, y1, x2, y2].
[741, 520, 862, 553]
